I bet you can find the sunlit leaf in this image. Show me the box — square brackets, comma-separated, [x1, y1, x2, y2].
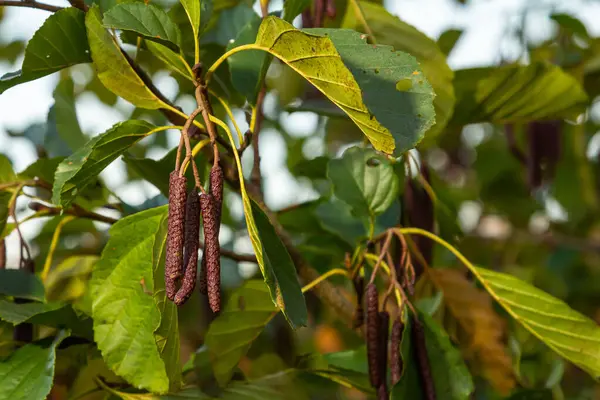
[52, 120, 156, 209]
[86, 5, 169, 109]
[90, 206, 171, 393]
[145, 41, 193, 81]
[252, 16, 434, 153]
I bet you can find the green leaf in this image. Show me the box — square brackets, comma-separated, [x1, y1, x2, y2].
[205, 281, 277, 386]
[18, 158, 64, 187]
[44, 256, 97, 303]
[250, 200, 307, 328]
[0, 331, 68, 400]
[283, 0, 311, 22]
[227, 11, 268, 105]
[550, 13, 589, 40]
[86, 5, 169, 109]
[52, 120, 156, 209]
[0, 155, 16, 184]
[253, 16, 434, 153]
[90, 206, 171, 393]
[327, 146, 399, 217]
[180, 0, 212, 39]
[53, 77, 88, 152]
[315, 198, 365, 246]
[214, 114, 306, 329]
[341, 1, 454, 138]
[451, 63, 589, 126]
[0, 192, 10, 241]
[317, 347, 373, 393]
[146, 41, 193, 81]
[103, 3, 182, 51]
[0, 8, 90, 94]
[152, 207, 182, 392]
[0, 300, 63, 325]
[472, 266, 600, 380]
[437, 29, 463, 57]
[0, 269, 45, 302]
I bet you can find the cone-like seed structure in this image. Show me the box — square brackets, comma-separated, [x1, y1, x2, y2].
[366, 283, 381, 388]
[378, 311, 390, 399]
[199, 165, 223, 297]
[390, 318, 405, 386]
[175, 188, 201, 305]
[201, 193, 221, 312]
[412, 318, 436, 400]
[165, 172, 187, 301]
[352, 275, 365, 328]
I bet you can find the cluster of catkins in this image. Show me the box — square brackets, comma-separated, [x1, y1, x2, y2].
[165, 164, 224, 313]
[353, 277, 436, 400]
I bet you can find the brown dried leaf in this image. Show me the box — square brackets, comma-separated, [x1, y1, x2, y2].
[428, 268, 515, 394]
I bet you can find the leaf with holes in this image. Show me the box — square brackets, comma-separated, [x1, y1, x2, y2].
[52, 120, 156, 209]
[252, 16, 434, 154]
[205, 281, 277, 386]
[327, 146, 399, 218]
[103, 3, 182, 51]
[342, 1, 454, 139]
[0, 8, 90, 94]
[86, 5, 168, 109]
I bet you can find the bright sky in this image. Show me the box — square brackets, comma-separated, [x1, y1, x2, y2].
[1, 0, 599, 264]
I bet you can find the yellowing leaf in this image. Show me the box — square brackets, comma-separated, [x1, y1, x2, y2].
[429, 268, 515, 393]
[85, 5, 168, 110]
[254, 16, 435, 154]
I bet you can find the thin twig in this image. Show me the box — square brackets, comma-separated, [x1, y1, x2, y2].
[368, 230, 393, 285]
[0, 0, 62, 12]
[195, 84, 220, 168]
[29, 202, 118, 224]
[198, 242, 257, 263]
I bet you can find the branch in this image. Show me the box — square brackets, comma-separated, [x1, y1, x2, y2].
[0, 0, 62, 12]
[67, 0, 87, 11]
[29, 202, 118, 224]
[199, 242, 257, 263]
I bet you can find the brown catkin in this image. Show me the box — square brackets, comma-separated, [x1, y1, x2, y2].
[366, 283, 381, 388]
[199, 165, 224, 296]
[201, 193, 221, 313]
[378, 311, 390, 399]
[352, 275, 365, 328]
[174, 188, 200, 305]
[0, 239, 5, 270]
[390, 318, 405, 386]
[165, 171, 187, 301]
[412, 318, 436, 400]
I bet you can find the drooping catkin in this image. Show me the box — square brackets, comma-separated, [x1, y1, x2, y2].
[352, 275, 365, 328]
[366, 283, 381, 389]
[378, 311, 390, 399]
[165, 172, 187, 301]
[199, 165, 223, 296]
[201, 193, 221, 313]
[174, 188, 200, 305]
[412, 318, 436, 400]
[390, 318, 405, 386]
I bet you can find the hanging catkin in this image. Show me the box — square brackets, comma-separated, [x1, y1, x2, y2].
[366, 283, 381, 389]
[199, 164, 224, 296]
[377, 311, 390, 399]
[352, 275, 365, 328]
[201, 193, 221, 312]
[165, 171, 187, 301]
[412, 318, 436, 400]
[390, 318, 405, 386]
[174, 188, 200, 305]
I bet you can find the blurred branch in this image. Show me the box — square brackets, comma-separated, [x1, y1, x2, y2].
[0, 0, 62, 12]
[28, 201, 118, 225]
[199, 242, 257, 263]
[471, 230, 600, 254]
[67, 0, 87, 11]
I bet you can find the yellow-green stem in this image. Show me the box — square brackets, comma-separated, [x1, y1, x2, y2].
[41, 215, 75, 281]
[301, 268, 349, 293]
[205, 44, 265, 84]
